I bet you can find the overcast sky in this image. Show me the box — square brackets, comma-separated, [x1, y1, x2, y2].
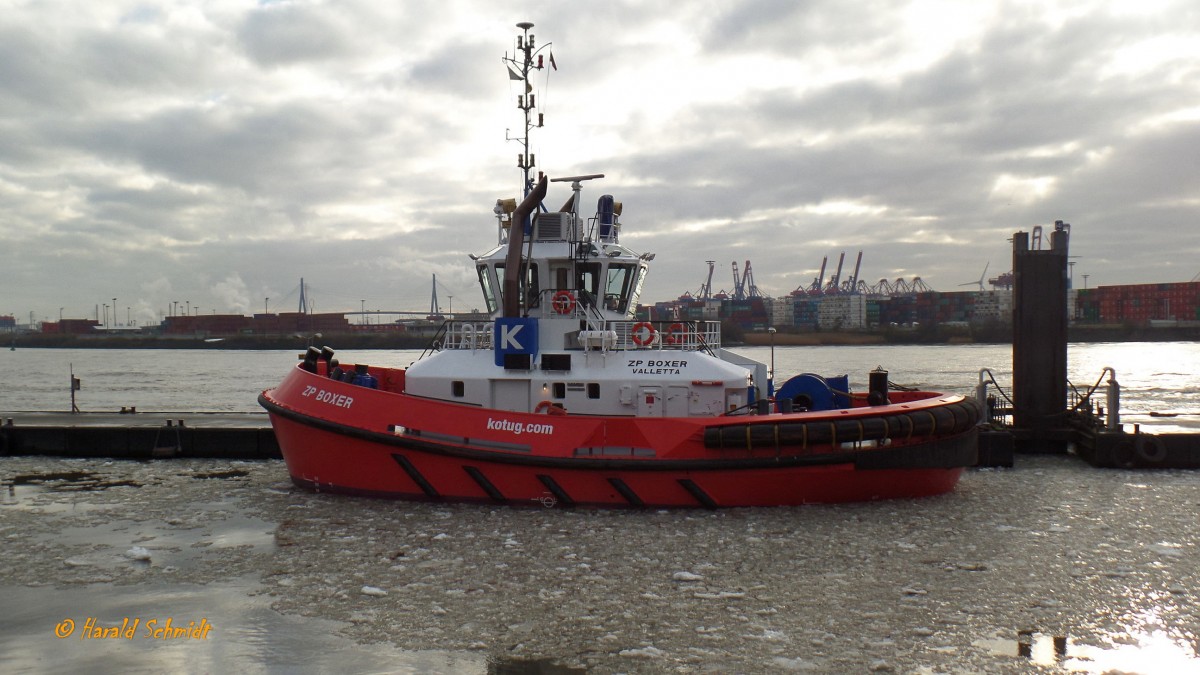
[2, 0, 1198, 325]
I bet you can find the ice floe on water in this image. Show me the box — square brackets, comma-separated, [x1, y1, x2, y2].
[125, 546, 152, 561]
[3, 454, 1200, 673]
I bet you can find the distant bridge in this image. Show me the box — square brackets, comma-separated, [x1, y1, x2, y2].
[340, 310, 486, 320]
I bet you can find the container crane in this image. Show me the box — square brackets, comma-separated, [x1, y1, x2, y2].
[825, 252, 846, 294]
[678, 261, 717, 301]
[702, 260, 715, 300]
[842, 251, 863, 294]
[743, 261, 762, 298]
[796, 256, 829, 296]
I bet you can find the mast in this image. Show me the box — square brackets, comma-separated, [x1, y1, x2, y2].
[500, 22, 554, 316]
[504, 22, 551, 198]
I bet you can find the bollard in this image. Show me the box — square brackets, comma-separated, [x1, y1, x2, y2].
[868, 366, 889, 406]
[1105, 367, 1121, 431]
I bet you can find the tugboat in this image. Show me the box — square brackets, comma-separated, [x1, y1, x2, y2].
[259, 23, 981, 507]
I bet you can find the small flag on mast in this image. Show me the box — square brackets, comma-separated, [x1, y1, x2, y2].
[548, 51, 557, 71]
[507, 65, 522, 81]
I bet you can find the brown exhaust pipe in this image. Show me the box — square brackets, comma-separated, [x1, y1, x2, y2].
[502, 174, 549, 317]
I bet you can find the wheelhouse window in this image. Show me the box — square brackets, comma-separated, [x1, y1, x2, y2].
[605, 263, 634, 313]
[602, 263, 646, 314]
[627, 265, 647, 311]
[495, 262, 540, 309]
[477, 265, 498, 314]
[575, 262, 601, 307]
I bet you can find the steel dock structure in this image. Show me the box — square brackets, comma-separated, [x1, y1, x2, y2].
[1, 412, 279, 459]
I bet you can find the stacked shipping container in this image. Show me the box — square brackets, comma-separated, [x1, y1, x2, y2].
[646, 281, 1198, 331]
[1075, 282, 1200, 324]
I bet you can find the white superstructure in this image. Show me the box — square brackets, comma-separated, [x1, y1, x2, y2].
[404, 175, 766, 417]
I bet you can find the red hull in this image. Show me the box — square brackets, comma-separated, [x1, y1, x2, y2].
[261, 364, 979, 508]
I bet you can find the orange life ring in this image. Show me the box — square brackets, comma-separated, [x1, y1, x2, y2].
[631, 322, 657, 347]
[664, 322, 687, 345]
[551, 291, 576, 315]
[534, 400, 567, 415]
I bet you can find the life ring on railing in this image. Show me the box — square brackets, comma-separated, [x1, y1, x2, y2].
[631, 322, 657, 347]
[664, 322, 688, 345]
[551, 291, 576, 315]
[534, 400, 567, 416]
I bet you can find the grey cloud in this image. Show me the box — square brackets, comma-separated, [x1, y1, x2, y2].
[237, 3, 358, 66]
[703, 0, 901, 56]
[2, 2, 1199, 323]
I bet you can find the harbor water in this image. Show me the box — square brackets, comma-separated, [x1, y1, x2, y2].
[2, 343, 1199, 673]
[2, 342, 1197, 432]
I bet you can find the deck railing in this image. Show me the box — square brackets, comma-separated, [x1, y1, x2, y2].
[441, 322, 494, 351]
[608, 320, 721, 351]
[439, 319, 720, 352]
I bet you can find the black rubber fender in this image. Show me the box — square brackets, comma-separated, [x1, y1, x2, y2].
[1112, 440, 1137, 468]
[704, 398, 984, 450]
[1136, 435, 1168, 464]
